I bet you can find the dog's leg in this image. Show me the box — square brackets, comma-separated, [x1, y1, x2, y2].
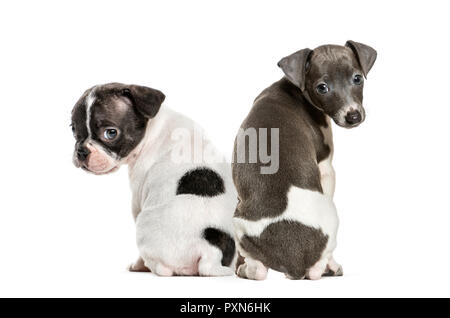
[198, 246, 234, 277]
[306, 257, 329, 280]
[318, 159, 336, 197]
[323, 256, 343, 277]
[143, 259, 174, 277]
[235, 252, 245, 272]
[128, 256, 151, 272]
[236, 256, 268, 280]
[153, 263, 174, 277]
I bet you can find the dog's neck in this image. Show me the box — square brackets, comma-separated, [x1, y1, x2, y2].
[126, 106, 203, 182]
[126, 107, 173, 180]
[279, 77, 329, 128]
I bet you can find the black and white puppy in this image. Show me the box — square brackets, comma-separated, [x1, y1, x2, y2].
[232, 41, 377, 280]
[71, 83, 237, 276]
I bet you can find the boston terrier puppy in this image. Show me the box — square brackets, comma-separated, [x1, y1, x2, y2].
[232, 41, 377, 280]
[71, 83, 237, 276]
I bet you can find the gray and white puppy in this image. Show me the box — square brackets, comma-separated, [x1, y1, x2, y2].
[232, 41, 377, 280]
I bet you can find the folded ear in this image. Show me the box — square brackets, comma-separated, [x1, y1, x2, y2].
[277, 48, 313, 91]
[345, 40, 377, 78]
[122, 85, 165, 118]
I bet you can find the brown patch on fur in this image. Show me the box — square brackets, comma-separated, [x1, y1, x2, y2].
[240, 220, 328, 279]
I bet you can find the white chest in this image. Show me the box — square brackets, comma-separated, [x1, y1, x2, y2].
[318, 119, 335, 197]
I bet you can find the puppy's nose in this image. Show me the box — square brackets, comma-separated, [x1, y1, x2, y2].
[77, 146, 90, 161]
[345, 111, 362, 125]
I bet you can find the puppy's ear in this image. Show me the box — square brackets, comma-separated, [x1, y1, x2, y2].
[346, 40, 377, 78]
[122, 85, 165, 118]
[277, 48, 313, 91]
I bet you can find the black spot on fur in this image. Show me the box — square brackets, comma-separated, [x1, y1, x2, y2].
[203, 228, 235, 266]
[176, 168, 225, 197]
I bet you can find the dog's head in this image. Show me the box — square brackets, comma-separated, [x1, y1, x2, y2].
[278, 41, 377, 128]
[71, 83, 165, 174]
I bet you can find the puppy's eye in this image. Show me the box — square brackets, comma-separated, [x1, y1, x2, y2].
[103, 128, 119, 141]
[353, 75, 363, 85]
[316, 83, 329, 95]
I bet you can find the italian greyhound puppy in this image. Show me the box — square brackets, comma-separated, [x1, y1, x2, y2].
[232, 41, 377, 280]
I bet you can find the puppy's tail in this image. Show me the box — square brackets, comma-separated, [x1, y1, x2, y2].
[202, 227, 236, 267]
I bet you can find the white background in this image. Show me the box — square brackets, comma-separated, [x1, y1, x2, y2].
[1, 0, 449, 297]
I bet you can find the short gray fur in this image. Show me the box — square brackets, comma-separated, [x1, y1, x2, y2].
[232, 41, 377, 278]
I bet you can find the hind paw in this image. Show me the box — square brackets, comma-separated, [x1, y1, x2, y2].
[323, 257, 343, 277]
[236, 258, 268, 280]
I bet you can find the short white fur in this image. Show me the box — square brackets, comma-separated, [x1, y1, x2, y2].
[128, 107, 238, 276]
[85, 86, 97, 138]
